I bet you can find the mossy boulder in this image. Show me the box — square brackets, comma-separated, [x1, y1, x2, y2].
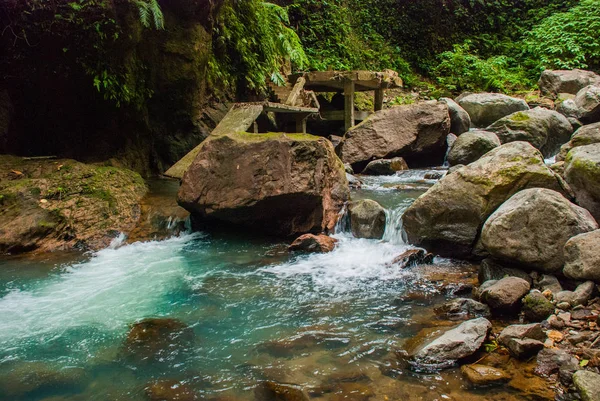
[402, 142, 568, 258]
[557, 122, 600, 162]
[487, 107, 573, 157]
[447, 130, 501, 166]
[564, 143, 600, 221]
[522, 290, 554, 321]
[178, 132, 349, 236]
[457, 93, 529, 128]
[564, 230, 600, 282]
[538, 69, 600, 97]
[574, 85, 600, 124]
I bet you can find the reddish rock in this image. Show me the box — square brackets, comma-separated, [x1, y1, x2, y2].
[289, 234, 337, 253]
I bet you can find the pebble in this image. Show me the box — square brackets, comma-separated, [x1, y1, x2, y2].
[557, 302, 571, 310]
[558, 312, 572, 323]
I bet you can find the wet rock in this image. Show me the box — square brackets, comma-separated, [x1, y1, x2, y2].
[0, 362, 87, 399]
[344, 163, 354, 174]
[536, 348, 581, 383]
[564, 143, 600, 222]
[505, 338, 544, 359]
[523, 290, 555, 321]
[360, 157, 408, 175]
[473, 279, 498, 300]
[145, 379, 198, 401]
[338, 101, 450, 168]
[460, 364, 510, 386]
[125, 318, 193, 360]
[440, 97, 471, 135]
[555, 281, 596, 307]
[348, 199, 386, 239]
[573, 370, 600, 401]
[547, 315, 565, 329]
[390, 248, 433, 269]
[411, 317, 491, 369]
[539, 69, 600, 97]
[433, 298, 491, 320]
[481, 188, 598, 273]
[487, 107, 573, 157]
[402, 142, 567, 258]
[499, 323, 546, 343]
[478, 258, 531, 285]
[480, 277, 530, 313]
[254, 381, 309, 401]
[289, 234, 337, 253]
[574, 85, 600, 124]
[537, 274, 563, 294]
[556, 122, 600, 162]
[178, 133, 349, 237]
[423, 171, 445, 180]
[564, 230, 600, 282]
[257, 331, 349, 357]
[457, 93, 529, 128]
[447, 130, 500, 166]
[346, 173, 362, 189]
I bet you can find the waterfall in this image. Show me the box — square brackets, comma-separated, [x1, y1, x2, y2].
[383, 206, 408, 244]
[334, 203, 351, 234]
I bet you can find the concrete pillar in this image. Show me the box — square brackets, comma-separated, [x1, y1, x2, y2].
[295, 115, 307, 133]
[344, 79, 355, 131]
[374, 88, 384, 111]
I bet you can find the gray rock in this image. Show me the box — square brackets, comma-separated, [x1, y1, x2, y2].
[564, 143, 600, 221]
[480, 188, 598, 272]
[344, 163, 354, 174]
[348, 199, 386, 239]
[473, 280, 498, 300]
[486, 107, 573, 157]
[412, 317, 491, 368]
[539, 69, 600, 97]
[457, 93, 529, 128]
[460, 364, 511, 386]
[480, 277, 531, 312]
[478, 258, 532, 284]
[346, 173, 362, 189]
[498, 323, 547, 343]
[505, 338, 545, 359]
[537, 274, 563, 294]
[361, 157, 408, 175]
[536, 348, 580, 384]
[564, 230, 600, 282]
[447, 130, 501, 166]
[447, 164, 465, 174]
[573, 370, 600, 401]
[522, 290, 554, 321]
[557, 122, 600, 162]
[446, 133, 458, 149]
[574, 85, 600, 124]
[557, 98, 581, 119]
[440, 97, 471, 135]
[555, 281, 596, 307]
[402, 142, 568, 258]
[255, 381, 309, 401]
[434, 298, 491, 320]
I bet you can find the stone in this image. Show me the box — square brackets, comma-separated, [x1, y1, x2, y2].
[146, 380, 198, 401]
[411, 317, 491, 368]
[556, 122, 600, 162]
[480, 188, 598, 272]
[539, 69, 600, 97]
[573, 370, 600, 401]
[360, 157, 408, 175]
[486, 107, 573, 157]
[423, 171, 445, 180]
[348, 199, 386, 239]
[574, 85, 600, 124]
[473, 280, 498, 300]
[523, 290, 555, 322]
[460, 364, 510, 386]
[254, 381, 309, 401]
[478, 258, 531, 284]
[564, 230, 600, 282]
[536, 348, 580, 383]
[446, 133, 458, 150]
[124, 318, 193, 360]
[564, 143, 600, 221]
[537, 274, 563, 294]
[346, 173, 362, 189]
[329, 135, 344, 148]
[547, 315, 565, 329]
[344, 163, 354, 174]
[498, 323, 546, 344]
[480, 277, 530, 313]
[457, 93, 529, 128]
[557, 98, 581, 119]
[433, 298, 491, 320]
[337, 101, 450, 169]
[402, 142, 567, 258]
[555, 281, 596, 307]
[505, 338, 544, 359]
[289, 234, 337, 253]
[178, 133, 349, 237]
[390, 248, 433, 268]
[440, 97, 471, 135]
[0, 362, 87, 399]
[447, 130, 501, 166]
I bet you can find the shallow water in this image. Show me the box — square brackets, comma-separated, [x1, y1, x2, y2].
[0, 171, 535, 401]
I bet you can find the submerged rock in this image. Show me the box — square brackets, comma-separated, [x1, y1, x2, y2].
[564, 143, 600, 222]
[402, 142, 567, 258]
[480, 188, 598, 272]
[125, 318, 193, 360]
[348, 199, 386, 239]
[457, 93, 529, 128]
[390, 248, 433, 269]
[178, 133, 349, 237]
[480, 277, 530, 313]
[254, 381, 309, 401]
[360, 157, 408, 175]
[411, 317, 491, 369]
[538, 69, 600, 97]
[289, 234, 337, 253]
[461, 364, 511, 386]
[564, 230, 600, 282]
[573, 370, 600, 401]
[440, 97, 471, 135]
[486, 107, 573, 157]
[146, 379, 198, 401]
[433, 298, 491, 320]
[447, 130, 500, 166]
[337, 101, 450, 168]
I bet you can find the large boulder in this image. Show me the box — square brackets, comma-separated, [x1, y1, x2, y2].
[360, 157, 408, 175]
[573, 370, 600, 401]
[574, 85, 600, 124]
[564, 143, 600, 221]
[486, 107, 573, 157]
[440, 97, 471, 135]
[457, 93, 529, 128]
[557, 122, 600, 162]
[289, 234, 337, 253]
[564, 230, 600, 282]
[348, 199, 386, 239]
[411, 317, 491, 369]
[538, 69, 600, 97]
[447, 130, 501, 166]
[480, 188, 598, 272]
[402, 142, 568, 258]
[337, 101, 450, 169]
[178, 133, 349, 237]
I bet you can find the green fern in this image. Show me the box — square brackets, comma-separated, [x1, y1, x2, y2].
[136, 0, 164, 30]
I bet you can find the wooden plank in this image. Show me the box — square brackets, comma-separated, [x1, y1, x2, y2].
[344, 79, 355, 131]
[320, 110, 371, 121]
[295, 116, 307, 133]
[263, 102, 318, 114]
[285, 76, 306, 106]
[374, 88, 384, 111]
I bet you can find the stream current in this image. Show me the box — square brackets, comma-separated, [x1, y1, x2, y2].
[0, 171, 530, 401]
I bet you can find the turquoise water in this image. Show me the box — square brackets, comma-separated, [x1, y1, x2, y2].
[0, 171, 524, 401]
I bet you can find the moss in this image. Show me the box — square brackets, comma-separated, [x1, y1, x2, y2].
[232, 131, 322, 142]
[510, 112, 531, 122]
